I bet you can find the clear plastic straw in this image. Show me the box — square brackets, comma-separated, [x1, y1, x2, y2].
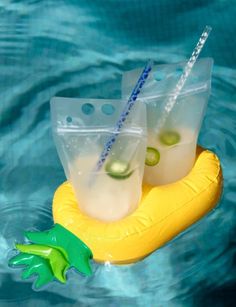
[90, 59, 153, 184]
[156, 25, 212, 132]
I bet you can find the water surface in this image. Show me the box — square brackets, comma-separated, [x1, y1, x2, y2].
[0, 1, 236, 306]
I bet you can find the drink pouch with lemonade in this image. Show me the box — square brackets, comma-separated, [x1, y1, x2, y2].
[50, 97, 147, 221]
[122, 58, 213, 185]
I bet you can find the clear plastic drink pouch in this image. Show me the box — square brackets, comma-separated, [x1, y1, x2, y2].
[50, 97, 147, 221]
[122, 58, 213, 185]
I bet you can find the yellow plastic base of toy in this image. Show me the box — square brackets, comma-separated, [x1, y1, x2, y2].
[53, 147, 223, 264]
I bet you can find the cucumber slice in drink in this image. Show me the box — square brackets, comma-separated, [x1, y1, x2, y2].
[159, 130, 181, 146]
[105, 159, 133, 179]
[145, 147, 160, 166]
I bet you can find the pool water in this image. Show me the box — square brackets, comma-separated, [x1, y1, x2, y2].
[0, 1, 236, 306]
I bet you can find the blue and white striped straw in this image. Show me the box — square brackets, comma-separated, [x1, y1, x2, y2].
[94, 59, 153, 174]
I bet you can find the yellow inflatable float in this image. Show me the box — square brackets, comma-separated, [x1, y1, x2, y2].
[9, 146, 222, 289]
[53, 146, 223, 264]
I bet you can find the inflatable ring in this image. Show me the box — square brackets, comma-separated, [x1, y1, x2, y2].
[53, 147, 222, 264]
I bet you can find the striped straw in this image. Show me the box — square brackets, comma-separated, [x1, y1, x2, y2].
[94, 59, 153, 174]
[156, 25, 212, 132]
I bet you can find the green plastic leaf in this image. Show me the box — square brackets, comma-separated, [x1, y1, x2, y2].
[9, 253, 55, 288]
[15, 244, 69, 283]
[25, 224, 93, 276]
[8, 223, 93, 289]
[9, 252, 35, 266]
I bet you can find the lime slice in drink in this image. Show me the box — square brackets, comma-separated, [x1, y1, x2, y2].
[105, 159, 133, 179]
[159, 130, 181, 146]
[145, 147, 160, 166]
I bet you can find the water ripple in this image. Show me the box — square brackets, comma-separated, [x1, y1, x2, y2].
[0, 201, 53, 302]
[0, 0, 236, 306]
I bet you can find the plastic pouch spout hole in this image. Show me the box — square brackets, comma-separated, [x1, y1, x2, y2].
[175, 67, 184, 77]
[82, 103, 95, 115]
[66, 116, 73, 123]
[101, 104, 115, 116]
[154, 71, 165, 82]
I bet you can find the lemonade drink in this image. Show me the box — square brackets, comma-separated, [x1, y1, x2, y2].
[70, 153, 142, 221]
[144, 128, 196, 185]
[51, 97, 146, 222]
[122, 59, 213, 186]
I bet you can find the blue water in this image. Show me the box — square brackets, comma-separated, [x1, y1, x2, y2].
[0, 1, 236, 306]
